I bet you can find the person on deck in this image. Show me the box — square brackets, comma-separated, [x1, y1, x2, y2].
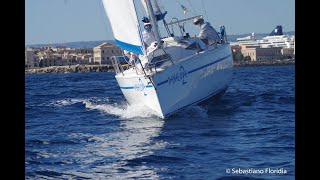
[124, 50, 138, 65]
[142, 22, 156, 48]
[193, 17, 220, 45]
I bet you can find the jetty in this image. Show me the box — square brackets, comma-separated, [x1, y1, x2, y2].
[25, 60, 294, 74]
[233, 60, 295, 67]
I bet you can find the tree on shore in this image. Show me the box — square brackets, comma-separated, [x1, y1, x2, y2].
[232, 51, 244, 62]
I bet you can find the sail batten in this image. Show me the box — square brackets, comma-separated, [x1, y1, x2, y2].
[102, 0, 144, 55]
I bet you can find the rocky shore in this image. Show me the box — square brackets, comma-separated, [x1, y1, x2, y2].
[25, 64, 114, 74]
[233, 60, 295, 67]
[25, 60, 294, 74]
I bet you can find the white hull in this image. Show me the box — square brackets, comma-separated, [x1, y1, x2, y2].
[115, 44, 233, 118]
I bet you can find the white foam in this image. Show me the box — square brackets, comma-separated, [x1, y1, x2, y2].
[49, 98, 86, 107]
[36, 151, 50, 158]
[68, 133, 91, 139]
[84, 101, 159, 119]
[42, 140, 50, 145]
[47, 97, 110, 107]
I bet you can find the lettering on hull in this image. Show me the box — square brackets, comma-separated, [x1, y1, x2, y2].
[133, 78, 147, 96]
[168, 66, 188, 85]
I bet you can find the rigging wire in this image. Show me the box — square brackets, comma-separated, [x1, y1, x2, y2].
[174, 0, 195, 16]
[137, 0, 147, 17]
[98, 0, 110, 40]
[157, 0, 166, 13]
[201, 0, 209, 22]
[186, 0, 197, 15]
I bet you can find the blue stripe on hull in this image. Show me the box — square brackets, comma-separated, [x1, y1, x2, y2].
[188, 54, 231, 74]
[120, 85, 153, 90]
[156, 54, 232, 86]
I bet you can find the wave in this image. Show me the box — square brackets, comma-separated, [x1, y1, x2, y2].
[46, 96, 210, 119]
[49, 98, 87, 107]
[46, 97, 110, 107]
[84, 100, 160, 119]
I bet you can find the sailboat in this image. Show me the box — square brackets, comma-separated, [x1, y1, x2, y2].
[102, 0, 233, 119]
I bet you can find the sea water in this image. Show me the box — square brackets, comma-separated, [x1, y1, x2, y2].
[25, 65, 295, 179]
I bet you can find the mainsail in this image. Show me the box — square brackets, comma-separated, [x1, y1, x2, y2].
[102, 0, 144, 55]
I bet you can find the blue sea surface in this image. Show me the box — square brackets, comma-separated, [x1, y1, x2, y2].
[25, 65, 295, 179]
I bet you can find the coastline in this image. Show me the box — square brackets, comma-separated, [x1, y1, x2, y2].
[233, 60, 295, 67]
[25, 60, 295, 74]
[25, 64, 114, 74]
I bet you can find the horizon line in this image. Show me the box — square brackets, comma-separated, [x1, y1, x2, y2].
[25, 30, 295, 46]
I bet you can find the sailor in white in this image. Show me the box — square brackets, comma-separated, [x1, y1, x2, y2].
[142, 22, 156, 48]
[193, 17, 220, 45]
[124, 50, 138, 65]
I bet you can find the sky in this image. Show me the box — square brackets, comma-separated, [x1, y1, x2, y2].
[25, 0, 295, 45]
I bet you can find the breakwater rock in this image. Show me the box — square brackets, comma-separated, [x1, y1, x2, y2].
[25, 65, 114, 74]
[234, 60, 295, 67]
[25, 60, 295, 74]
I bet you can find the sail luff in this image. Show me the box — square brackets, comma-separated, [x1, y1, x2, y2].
[132, 0, 147, 55]
[102, 0, 144, 55]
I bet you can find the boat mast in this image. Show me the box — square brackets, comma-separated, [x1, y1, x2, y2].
[145, 0, 162, 47]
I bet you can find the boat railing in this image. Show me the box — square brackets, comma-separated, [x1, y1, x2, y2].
[219, 25, 228, 43]
[147, 57, 172, 73]
[168, 15, 202, 38]
[146, 48, 174, 73]
[111, 56, 130, 76]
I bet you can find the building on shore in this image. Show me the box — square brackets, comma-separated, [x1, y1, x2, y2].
[231, 41, 295, 61]
[27, 46, 94, 67]
[39, 58, 67, 67]
[231, 26, 295, 61]
[281, 47, 295, 58]
[75, 48, 93, 54]
[93, 42, 123, 65]
[25, 48, 39, 68]
[240, 45, 282, 61]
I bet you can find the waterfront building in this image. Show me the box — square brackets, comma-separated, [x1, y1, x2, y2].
[75, 48, 93, 54]
[62, 52, 78, 66]
[93, 42, 122, 65]
[80, 54, 92, 64]
[241, 45, 282, 61]
[231, 26, 294, 61]
[281, 47, 295, 58]
[25, 48, 39, 68]
[232, 26, 295, 49]
[50, 46, 67, 53]
[64, 48, 76, 54]
[39, 58, 67, 67]
[37, 50, 67, 67]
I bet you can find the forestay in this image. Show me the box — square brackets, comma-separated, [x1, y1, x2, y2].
[102, 0, 144, 55]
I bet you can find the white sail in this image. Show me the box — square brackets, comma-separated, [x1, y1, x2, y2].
[102, 0, 144, 55]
